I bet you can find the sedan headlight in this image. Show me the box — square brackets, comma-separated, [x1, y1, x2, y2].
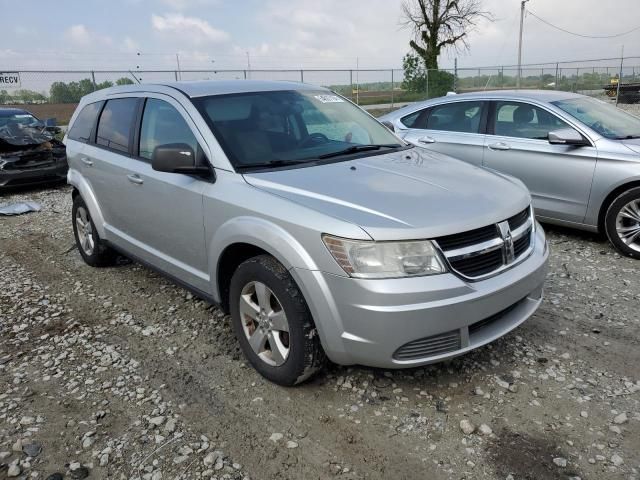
[322, 235, 446, 279]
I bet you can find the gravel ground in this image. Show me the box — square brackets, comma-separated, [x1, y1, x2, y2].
[1, 106, 640, 479]
[2, 185, 639, 480]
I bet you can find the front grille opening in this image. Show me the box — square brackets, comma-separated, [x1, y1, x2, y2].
[436, 224, 498, 251]
[449, 248, 503, 277]
[513, 228, 532, 257]
[469, 297, 527, 336]
[393, 330, 461, 360]
[508, 208, 530, 230]
[436, 207, 532, 279]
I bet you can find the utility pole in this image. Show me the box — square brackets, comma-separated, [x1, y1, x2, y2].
[175, 53, 181, 81]
[517, 0, 530, 89]
[246, 51, 251, 79]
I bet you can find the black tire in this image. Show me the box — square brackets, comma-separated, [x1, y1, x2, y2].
[604, 187, 640, 259]
[72, 195, 117, 267]
[229, 255, 326, 386]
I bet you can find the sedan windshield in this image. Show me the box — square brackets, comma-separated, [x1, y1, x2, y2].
[552, 97, 640, 139]
[193, 90, 404, 170]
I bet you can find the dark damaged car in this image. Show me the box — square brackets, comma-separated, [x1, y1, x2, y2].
[0, 108, 67, 189]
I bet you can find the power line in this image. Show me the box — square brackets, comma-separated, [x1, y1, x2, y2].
[527, 9, 640, 39]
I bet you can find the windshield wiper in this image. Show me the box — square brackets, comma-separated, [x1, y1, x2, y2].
[317, 144, 402, 160]
[613, 135, 640, 140]
[236, 159, 310, 170]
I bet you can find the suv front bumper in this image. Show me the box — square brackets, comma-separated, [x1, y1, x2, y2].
[293, 226, 549, 368]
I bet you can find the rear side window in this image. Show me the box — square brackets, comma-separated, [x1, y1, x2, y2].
[139, 99, 199, 160]
[426, 101, 484, 133]
[68, 101, 104, 143]
[401, 108, 429, 129]
[96, 98, 138, 153]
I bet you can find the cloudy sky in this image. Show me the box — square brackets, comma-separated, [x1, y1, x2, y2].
[1, 0, 638, 71]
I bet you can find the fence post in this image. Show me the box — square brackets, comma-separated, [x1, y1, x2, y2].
[174, 70, 178, 81]
[300, 70, 304, 83]
[390, 69, 394, 108]
[454, 58, 458, 92]
[243, 70, 247, 80]
[616, 48, 624, 106]
[91, 71, 97, 91]
[541, 68, 544, 88]
[555, 63, 559, 90]
[349, 70, 353, 102]
[426, 69, 429, 99]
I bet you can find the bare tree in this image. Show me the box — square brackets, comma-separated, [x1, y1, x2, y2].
[401, 0, 492, 70]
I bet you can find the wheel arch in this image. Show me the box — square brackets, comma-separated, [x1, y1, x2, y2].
[68, 169, 107, 239]
[210, 216, 320, 311]
[598, 180, 640, 233]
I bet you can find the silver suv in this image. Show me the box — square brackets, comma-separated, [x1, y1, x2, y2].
[65, 81, 549, 385]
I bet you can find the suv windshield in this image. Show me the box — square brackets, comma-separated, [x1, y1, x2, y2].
[193, 90, 404, 170]
[552, 97, 640, 139]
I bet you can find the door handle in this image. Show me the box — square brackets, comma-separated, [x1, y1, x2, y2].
[127, 174, 144, 185]
[488, 142, 510, 151]
[80, 157, 93, 166]
[418, 136, 436, 144]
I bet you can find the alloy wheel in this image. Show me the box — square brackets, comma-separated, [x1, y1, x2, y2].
[615, 199, 640, 253]
[75, 206, 95, 256]
[239, 281, 290, 366]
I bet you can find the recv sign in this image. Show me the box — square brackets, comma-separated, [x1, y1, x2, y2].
[0, 72, 21, 88]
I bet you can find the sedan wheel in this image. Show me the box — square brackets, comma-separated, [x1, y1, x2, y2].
[605, 187, 640, 259]
[615, 199, 640, 253]
[239, 281, 290, 366]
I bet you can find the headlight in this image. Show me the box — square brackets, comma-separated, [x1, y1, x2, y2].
[322, 235, 446, 279]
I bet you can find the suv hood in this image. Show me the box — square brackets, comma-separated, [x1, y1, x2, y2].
[243, 148, 531, 240]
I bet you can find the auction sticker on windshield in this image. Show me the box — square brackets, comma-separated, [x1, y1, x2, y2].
[314, 94, 344, 103]
[0, 72, 21, 88]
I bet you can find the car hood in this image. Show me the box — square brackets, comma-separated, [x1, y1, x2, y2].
[243, 148, 531, 240]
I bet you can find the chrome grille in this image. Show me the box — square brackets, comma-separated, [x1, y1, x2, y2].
[435, 207, 534, 280]
[393, 330, 461, 360]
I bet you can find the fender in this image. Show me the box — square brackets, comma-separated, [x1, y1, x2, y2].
[67, 169, 107, 239]
[209, 216, 319, 302]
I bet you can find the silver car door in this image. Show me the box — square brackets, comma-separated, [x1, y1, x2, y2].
[401, 101, 487, 166]
[103, 95, 210, 292]
[483, 100, 597, 224]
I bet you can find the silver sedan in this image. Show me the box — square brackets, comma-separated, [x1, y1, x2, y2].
[380, 91, 640, 258]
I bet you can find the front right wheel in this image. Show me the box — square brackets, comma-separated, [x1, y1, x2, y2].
[229, 255, 326, 386]
[605, 187, 640, 259]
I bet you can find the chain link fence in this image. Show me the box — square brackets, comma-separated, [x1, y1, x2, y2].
[1, 57, 639, 123]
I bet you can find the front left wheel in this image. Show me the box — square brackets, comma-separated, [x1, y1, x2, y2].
[229, 255, 326, 386]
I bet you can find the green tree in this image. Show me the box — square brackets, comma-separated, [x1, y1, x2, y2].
[402, 52, 454, 97]
[401, 0, 491, 70]
[116, 77, 135, 85]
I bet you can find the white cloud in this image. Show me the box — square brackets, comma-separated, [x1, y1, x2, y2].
[151, 13, 229, 44]
[64, 24, 113, 48]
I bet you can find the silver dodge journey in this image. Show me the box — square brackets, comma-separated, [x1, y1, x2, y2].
[65, 80, 549, 385]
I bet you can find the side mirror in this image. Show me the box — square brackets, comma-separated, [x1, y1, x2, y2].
[381, 120, 395, 132]
[151, 143, 210, 175]
[43, 118, 57, 127]
[548, 128, 589, 146]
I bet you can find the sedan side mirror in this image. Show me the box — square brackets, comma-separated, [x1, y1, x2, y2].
[548, 128, 589, 146]
[151, 143, 210, 175]
[43, 118, 57, 127]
